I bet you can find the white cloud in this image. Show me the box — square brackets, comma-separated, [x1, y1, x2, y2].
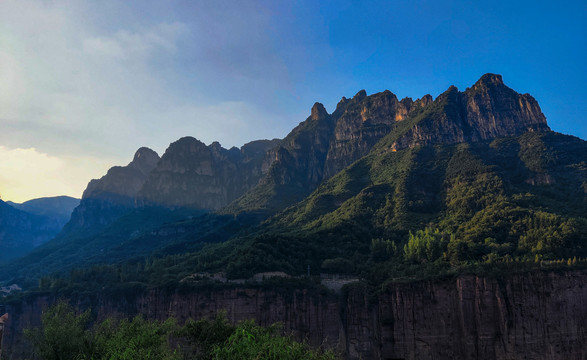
[0, 146, 113, 203]
[0, 1, 189, 156]
[0, 0, 300, 201]
[82, 22, 188, 60]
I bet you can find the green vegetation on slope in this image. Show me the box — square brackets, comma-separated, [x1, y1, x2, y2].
[176, 131, 587, 281]
[3, 131, 585, 298]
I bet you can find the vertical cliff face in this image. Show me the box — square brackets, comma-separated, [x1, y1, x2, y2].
[58, 147, 160, 239]
[265, 103, 334, 186]
[3, 271, 585, 360]
[137, 137, 279, 210]
[343, 271, 586, 360]
[464, 74, 548, 140]
[228, 73, 547, 216]
[52, 73, 549, 222]
[324, 91, 432, 178]
[225, 92, 436, 215]
[225, 102, 338, 214]
[137, 137, 237, 209]
[387, 74, 550, 152]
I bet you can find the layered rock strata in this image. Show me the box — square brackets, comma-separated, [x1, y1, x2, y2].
[3, 270, 584, 360]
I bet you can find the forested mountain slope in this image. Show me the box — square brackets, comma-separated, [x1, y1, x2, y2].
[1, 74, 584, 287]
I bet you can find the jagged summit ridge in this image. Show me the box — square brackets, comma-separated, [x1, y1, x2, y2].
[475, 72, 504, 86]
[135, 136, 279, 210]
[4, 73, 580, 293]
[60, 147, 161, 238]
[63, 73, 552, 222]
[310, 102, 328, 120]
[130, 147, 160, 175]
[227, 73, 552, 214]
[381, 73, 550, 152]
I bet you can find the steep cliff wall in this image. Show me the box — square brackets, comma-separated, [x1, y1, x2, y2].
[60, 147, 160, 238]
[2, 270, 585, 360]
[324, 91, 432, 178]
[343, 271, 586, 360]
[137, 137, 280, 210]
[389, 74, 550, 152]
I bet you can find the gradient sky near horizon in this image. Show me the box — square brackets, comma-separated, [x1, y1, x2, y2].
[1, 0, 585, 202]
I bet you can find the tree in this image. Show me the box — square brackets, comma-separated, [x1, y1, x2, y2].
[179, 311, 235, 359]
[24, 301, 92, 360]
[370, 238, 396, 262]
[404, 228, 450, 263]
[25, 301, 180, 360]
[211, 320, 336, 360]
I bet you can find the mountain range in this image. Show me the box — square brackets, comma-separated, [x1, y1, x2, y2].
[1, 73, 585, 360]
[0, 73, 584, 285]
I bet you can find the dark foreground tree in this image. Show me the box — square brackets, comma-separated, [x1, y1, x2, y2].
[24, 301, 339, 360]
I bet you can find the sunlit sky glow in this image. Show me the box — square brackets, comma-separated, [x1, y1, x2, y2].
[1, 0, 585, 202]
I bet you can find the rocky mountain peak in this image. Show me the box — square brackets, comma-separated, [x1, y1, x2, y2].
[353, 89, 367, 100]
[169, 136, 208, 153]
[333, 97, 351, 116]
[310, 102, 329, 120]
[443, 85, 460, 95]
[61, 146, 161, 239]
[130, 147, 160, 175]
[137, 134, 276, 210]
[400, 97, 414, 108]
[476, 73, 504, 86]
[383, 73, 550, 152]
[133, 147, 158, 162]
[209, 141, 226, 155]
[417, 94, 433, 107]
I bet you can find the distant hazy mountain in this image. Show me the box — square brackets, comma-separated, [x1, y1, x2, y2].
[7, 196, 79, 229]
[0, 196, 79, 262]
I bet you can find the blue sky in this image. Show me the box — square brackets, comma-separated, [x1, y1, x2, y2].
[0, 0, 585, 201]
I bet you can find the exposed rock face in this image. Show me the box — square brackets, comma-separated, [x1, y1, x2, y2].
[324, 91, 433, 178]
[60, 147, 160, 238]
[55, 74, 550, 220]
[229, 74, 547, 215]
[344, 271, 586, 360]
[264, 103, 335, 186]
[225, 102, 338, 213]
[3, 271, 585, 360]
[226, 92, 433, 214]
[137, 137, 279, 210]
[389, 74, 550, 151]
